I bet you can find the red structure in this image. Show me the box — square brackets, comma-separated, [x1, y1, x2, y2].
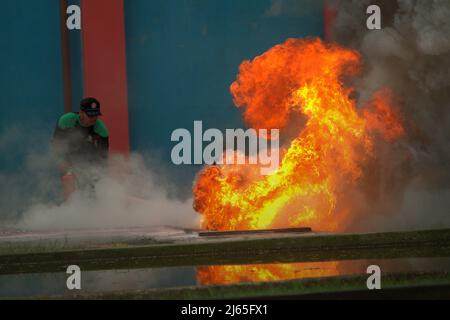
[81, 0, 130, 155]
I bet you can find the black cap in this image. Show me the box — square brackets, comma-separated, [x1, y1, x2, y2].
[80, 97, 102, 117]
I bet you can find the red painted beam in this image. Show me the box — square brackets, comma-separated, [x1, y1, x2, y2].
[81, 0, 130, 155]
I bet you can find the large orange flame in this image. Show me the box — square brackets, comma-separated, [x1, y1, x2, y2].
[193, 38, 404, 234]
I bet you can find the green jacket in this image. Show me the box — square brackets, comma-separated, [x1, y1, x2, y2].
[52, 112, 109, 166]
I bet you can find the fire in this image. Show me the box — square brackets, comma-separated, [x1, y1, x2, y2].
[193, 38, 404, 232]
[363, 88, 405, 141]
[197, 262, 341, 286]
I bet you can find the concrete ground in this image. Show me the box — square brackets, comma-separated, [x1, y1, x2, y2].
[1, 227, 450, 299]
[0, 226, 314, 247]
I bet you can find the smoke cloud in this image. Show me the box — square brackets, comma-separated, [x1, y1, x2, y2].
[329, 0, 450, 230]
[17, 154, 199, 231]
[0, 127, 198, 231]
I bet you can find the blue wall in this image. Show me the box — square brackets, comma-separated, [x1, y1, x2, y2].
[124, 0, 324, 196]
[68, 0, 84, 112]
[0, 1, 63, 216]
[0, 0, 63, 153]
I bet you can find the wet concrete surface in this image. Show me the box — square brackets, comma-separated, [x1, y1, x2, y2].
[2, 257, 450, 299]
[1, 227, 450, 299]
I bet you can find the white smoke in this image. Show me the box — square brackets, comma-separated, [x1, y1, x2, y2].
[0, 124, 199, 232]
[16, 153, 199, 231]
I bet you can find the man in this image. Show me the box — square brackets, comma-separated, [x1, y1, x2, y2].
[53, 97, 109, 200]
